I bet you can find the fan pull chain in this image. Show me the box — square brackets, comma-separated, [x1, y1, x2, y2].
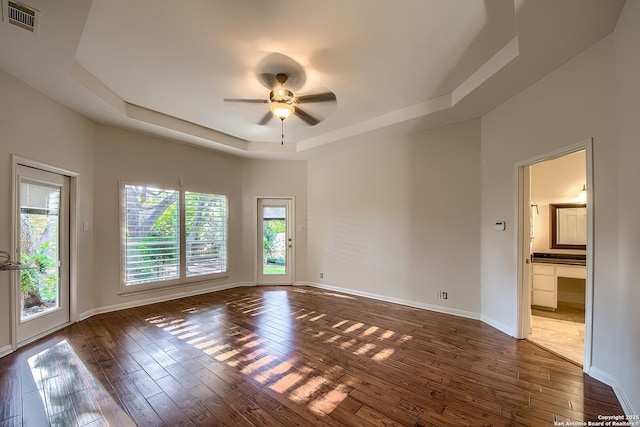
[281, 119, 284, 145]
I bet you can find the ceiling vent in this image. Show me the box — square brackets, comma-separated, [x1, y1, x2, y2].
[6, 1, 40, 33]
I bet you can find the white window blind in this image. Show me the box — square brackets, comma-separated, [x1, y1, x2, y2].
[124, 185, 179, 285]
[185, 192, 227, 277]
[122, 184, 228, 288]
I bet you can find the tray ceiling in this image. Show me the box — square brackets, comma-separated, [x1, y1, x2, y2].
[0, 0, 624, 157]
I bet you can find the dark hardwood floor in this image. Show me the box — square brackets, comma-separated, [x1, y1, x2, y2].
[0, 286, 623, 426]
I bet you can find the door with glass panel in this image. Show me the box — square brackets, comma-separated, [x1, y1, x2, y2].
[257, 198, 293, 285]
[16, 165, 70, 344]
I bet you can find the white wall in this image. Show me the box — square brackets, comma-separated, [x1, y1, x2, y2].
[92, 125, 244, 311]
[480, 31, 621, 378]
[306, 120, 481, 317]
[613, 0, 640, 414]
[241, 160, 307, 284]
[92, 126, 308, 312]
[0, 70, 95, 353]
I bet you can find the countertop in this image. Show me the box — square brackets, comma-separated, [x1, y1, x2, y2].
[531, 253, 586, 266]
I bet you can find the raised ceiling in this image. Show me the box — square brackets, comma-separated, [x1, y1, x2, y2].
[0, 0, 624, 157]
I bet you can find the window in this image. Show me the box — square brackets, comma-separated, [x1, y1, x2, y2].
[122, 184, 227, 288]
[185, 192, 227, 277]
[124, 186, 179, 285]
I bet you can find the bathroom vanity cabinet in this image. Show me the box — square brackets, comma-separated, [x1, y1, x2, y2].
[531, 263, 586, 309]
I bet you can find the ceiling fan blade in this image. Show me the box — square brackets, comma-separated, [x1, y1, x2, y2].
[295, 107, 320, 126]
[296, 92, 336, 104]
[223, 98, 269, 103]
[258, 111, 273, 126]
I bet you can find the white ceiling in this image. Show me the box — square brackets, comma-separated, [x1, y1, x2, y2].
[0, 0, 624, 158]
[531, 150, 587, 206]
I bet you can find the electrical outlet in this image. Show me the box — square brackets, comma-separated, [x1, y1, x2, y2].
[443, 292, 448, 300]
[320, 273, 324, 279]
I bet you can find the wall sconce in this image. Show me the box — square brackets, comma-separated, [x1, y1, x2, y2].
[577, 185, 587, 203]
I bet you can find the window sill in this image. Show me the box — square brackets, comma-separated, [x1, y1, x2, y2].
[118, 274, 230, 297]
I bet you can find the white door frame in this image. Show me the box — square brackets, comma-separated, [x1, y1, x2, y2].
[515, 138, 594, 373]
[11, 155, 79, 349]
[255, 197, 295, 285]
[517, 164, 533, 338]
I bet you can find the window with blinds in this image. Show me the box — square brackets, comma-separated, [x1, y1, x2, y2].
[123, 185, 180, 285]
[185, 192, 227, 277]
[122, 185, 228, 288]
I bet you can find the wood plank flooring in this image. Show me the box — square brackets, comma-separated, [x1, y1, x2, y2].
[0, 286, 623, 426]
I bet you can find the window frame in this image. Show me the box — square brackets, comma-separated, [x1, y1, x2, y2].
[119, 181, 229, 295]
[183, 190, 228, 278]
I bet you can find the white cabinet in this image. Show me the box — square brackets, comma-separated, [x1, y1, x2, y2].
[556, 265, 586, 279]
[532, 264, 557, 309]
[531, 263, 585, 309]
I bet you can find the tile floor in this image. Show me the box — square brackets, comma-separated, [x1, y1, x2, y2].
[529, 305, 585, 366]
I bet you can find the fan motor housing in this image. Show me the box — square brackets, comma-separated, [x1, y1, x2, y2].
[270, 88, 295, 104]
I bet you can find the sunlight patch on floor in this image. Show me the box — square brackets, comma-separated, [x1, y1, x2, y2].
[372, 348, 395, 361]
[353, 343, 376, 355]
[345, 322, 364, 333]
[142, 290, 413, 418]
[26, 339, 134, 426]
[289, 375, 327, 403]
[269, 372, 304, 394]
[308, 384, 352, 416]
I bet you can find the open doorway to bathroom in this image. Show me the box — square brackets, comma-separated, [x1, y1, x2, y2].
[518, 143, 592, 369]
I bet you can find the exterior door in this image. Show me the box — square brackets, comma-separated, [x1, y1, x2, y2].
[16, 165, 70, 344]
[257, 198, 293, 285]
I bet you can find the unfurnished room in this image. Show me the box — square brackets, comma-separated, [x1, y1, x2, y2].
[0, 0, 639, 425]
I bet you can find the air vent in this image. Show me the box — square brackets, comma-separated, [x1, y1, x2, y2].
[7, 1, 39, 33]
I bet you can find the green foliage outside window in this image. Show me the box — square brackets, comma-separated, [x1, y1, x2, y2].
[20, 241, 58, 304]
[263, 219, 285, 260]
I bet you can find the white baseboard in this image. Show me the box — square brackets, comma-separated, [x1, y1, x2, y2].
[589, 367, 637, 417]
[480, 314, 516, 338]
[0, 344, 14, 358]
[78, 308, 95, 321]
[297, 281, 480, 321]
[89, 281, 255, 318]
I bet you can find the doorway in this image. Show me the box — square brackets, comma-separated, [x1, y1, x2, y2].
[518, 141, 593, 370]
[257, 198, 294, 285]
[15, 165, 70, 345]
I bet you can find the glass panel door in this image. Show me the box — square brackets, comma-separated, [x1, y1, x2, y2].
[17, 165, 69, 344]
[257, 199, 293, 285]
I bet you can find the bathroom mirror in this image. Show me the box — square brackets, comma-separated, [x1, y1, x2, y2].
[550, 203, 587, 250]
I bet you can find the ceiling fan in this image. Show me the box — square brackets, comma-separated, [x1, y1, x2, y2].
[224, 73, 336, 126]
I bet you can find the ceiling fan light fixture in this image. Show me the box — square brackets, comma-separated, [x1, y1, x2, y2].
[269, 88, 294, 103]
[274, 87, 291, 98]
[270, 102, 294, 120]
